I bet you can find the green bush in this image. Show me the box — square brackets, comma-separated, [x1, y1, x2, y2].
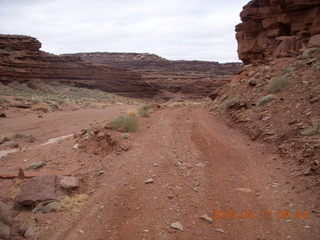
[268, 75, 289, 93]
[109, 115, 138, 132]
[257, 94, 276, 106]
[301, 123, 320, 136]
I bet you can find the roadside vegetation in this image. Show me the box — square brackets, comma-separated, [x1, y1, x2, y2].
[0, 80, 135, 113]
[108, 115, 139, 132]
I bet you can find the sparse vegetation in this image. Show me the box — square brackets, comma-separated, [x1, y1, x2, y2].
[138, 104, 152, 117]
[34, 107, 48, 113]
[0, 80, 136, 111]
[109, 115, 138, 132]
[121, 133, 130, 139]
[0, 97, 7, 104]
[127, 109, 138, 117]
[257, 94, 276, 106]
[301, 123, 320, 136]
[268, 75, 289, 93]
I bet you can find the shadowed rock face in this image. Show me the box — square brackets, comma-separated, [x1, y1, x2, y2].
[65, 52, 243, 98]
[236, 0, 320, 64]
[0, 35, 158, 98]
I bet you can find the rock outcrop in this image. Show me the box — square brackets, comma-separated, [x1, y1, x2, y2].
[236, 0, 320, 64]
[65, 52, 243, 98]
[0, 35, 157, 98]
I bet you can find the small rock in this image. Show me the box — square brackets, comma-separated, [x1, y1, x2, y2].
[170, 222, 183, 231]
[214, 228, 224, 233]
[0, 141, 18, 149]
[26, 161, 44, 170]
[310, 96, 320, 104]
[73, 143, 80, 150]
[168, 195, 174, 199]
[59, 176, 80, 190]
[78, 229, 84, 234]
[199, 214, 213, 223]
[304, 225, 311, 229]
[145, 178, 154, 184]
[248, 78, 257, 86]
[236, 187, 252, 193]
[42, 201, 61, 213]
[0, 113, 6, 118]
[38, 114, 43, 118]
[0, 221, 10, 240]
[24, 224, 35, 238]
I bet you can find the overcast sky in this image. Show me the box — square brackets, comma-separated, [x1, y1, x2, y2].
[0, 0, 249, 62]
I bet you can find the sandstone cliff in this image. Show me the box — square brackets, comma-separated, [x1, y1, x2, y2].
[236, 0, 320, 64]
[65, 52, 243, 98]
[0, 35, 157, 98]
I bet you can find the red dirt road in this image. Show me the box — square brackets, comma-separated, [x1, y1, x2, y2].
[1, 106, 319, 239]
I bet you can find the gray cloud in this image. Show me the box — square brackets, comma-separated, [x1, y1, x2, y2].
[0, 0, 249, 62]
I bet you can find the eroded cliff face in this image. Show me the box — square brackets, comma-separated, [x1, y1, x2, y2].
[236, 0, 320, 64]
[65, 52, 243, 98]
[211, 0, 320, 188]
[0, 35, 157, 98]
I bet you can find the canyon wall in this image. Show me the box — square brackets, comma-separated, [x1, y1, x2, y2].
[66, 52, 243, 98]
[0, 35, 157, 98]
[236, 0, 320, 64]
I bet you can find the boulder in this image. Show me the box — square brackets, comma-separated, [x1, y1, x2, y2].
[0, 202, 11, 240]
[15, 175, 58, 206]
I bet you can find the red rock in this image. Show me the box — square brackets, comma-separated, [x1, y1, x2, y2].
[236, 0, 320, 63]
[58, 176, 79, 190]
[66, 52, 243, 98]
[15, 175, 58, 206]
[308, 34, 320, 47]
[0, 35, 157, 98]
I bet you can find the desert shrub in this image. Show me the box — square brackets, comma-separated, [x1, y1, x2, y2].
[268, 75, 289, 93]
[34, 107, 48, 113]
[301, 123, 320, 136]
[0, 98, 8, 104]
[12, 133, 36, 142]
[127, 109, 138, 117]
[283, 66, 294, 75]
[138, 105, 151, 117]
[109, 115, 138, 132]
[121, 133, 130, 139]
[257, 94, 276, 106]
[30, 99, 40, 104]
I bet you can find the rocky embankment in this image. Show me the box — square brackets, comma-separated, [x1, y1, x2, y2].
[65, 52, 243, 98]
[212, 0, 320, 181]
[0, 35, 157, 98]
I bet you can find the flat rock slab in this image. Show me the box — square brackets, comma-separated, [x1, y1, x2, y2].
[15, 175, 58, 206]
[58, 176, 79, 190]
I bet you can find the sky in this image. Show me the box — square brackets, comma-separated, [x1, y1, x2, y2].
[0, 0, 249, 62]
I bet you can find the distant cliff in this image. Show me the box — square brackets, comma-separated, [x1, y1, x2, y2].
[0, 35, 157, 98]
[65, 52, 243, 98]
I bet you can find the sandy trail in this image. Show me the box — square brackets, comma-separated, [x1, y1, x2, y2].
[32, 106, 318, 240]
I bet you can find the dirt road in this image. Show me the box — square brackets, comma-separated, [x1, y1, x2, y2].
[1, 106, 319, 239]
